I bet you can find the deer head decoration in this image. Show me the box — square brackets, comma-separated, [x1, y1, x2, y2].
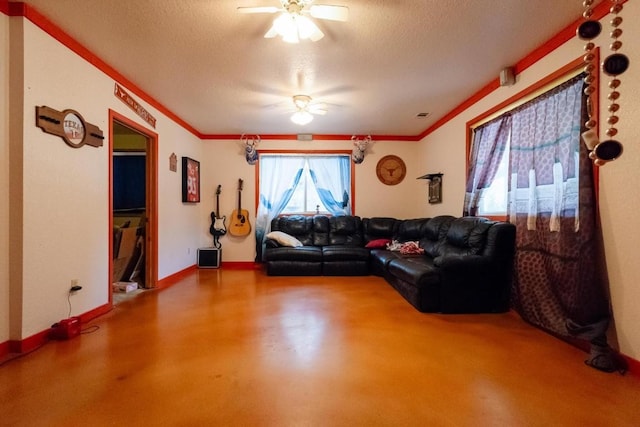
[351, 135, 372, 164]
[241, 134, 260, 165]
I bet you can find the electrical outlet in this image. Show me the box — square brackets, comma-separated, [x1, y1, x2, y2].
[70, 279, 82, 292]
[188, 248, 191, 254]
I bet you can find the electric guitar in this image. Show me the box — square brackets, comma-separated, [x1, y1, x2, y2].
[229, 179, 251, 237]
[209, 185, 227, 236]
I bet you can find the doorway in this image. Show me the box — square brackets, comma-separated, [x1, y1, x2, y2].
[109, 110, 158, 305]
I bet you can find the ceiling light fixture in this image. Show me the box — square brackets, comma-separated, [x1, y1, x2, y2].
[291, 110, 314, 125]
[290, 95, 327, 125]
[265, 2, 324, 43]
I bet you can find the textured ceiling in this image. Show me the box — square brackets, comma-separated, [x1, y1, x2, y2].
[11, 0, 588, 138]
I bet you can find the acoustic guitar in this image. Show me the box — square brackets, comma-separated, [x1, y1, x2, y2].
[209, 185, 226, 237]
[229, 178, 251, 236]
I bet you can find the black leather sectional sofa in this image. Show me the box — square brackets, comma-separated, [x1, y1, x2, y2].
[264, 215, 516, 313]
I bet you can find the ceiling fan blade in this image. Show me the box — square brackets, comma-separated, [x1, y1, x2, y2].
[237, 6, 282, 14]
[309, 5, 349, 22]
[309, 104, 328, 115]
[264, 25, 279, 38]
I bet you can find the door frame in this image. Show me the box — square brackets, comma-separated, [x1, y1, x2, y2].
[109, 109, 158, 304]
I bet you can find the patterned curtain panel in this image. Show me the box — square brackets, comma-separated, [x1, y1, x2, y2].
[463, 115, 511, 216]
[508, 75, 617, 371]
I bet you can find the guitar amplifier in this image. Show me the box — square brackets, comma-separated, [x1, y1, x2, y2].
[198, 248, 221, 268]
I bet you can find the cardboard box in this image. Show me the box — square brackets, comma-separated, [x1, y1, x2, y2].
[113, 281, 138, 293]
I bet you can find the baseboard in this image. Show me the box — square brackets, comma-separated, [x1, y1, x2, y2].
[623, 354, 640, 377]
[157, 264, 198, 289]
[0, 302, 113, 357]
[221, 261, 261, 270]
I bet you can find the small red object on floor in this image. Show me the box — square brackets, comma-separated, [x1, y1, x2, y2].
[50, 317, 81, 340]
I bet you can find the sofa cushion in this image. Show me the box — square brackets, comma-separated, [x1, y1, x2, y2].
[329, 216, 363, 246]
[395, 218, 431, 242]
[363, 217, 398, 242]
[322, 245, 370, 262]
[266, 231, 303, 247]
[420, 215, 455, 257]
[312, 215, 330, 246]
[271, 215, 315, 246]
[439, 217, 492, 257]
[387, 256, 440, 288]
[264, 246, 323, 262]
[365, 238, 391, 249]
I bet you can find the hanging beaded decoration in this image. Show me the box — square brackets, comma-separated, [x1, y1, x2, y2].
[578, 0, 628, 166]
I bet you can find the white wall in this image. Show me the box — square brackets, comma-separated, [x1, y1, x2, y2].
[420, 2, 640, 361]
[0, 9, 10, 344]
[598, 0, 640, 361]
[12, 19, 203, 339]
[200, 139, 425, 262]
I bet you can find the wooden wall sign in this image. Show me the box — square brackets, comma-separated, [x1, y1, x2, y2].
[169, 153, 177, 172]
[114, 83, 157, 129]
[35, 106, 104, 148]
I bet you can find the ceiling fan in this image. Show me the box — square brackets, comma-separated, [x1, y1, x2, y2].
[238, 0, 349, 43]
[290, 94, 327, 125]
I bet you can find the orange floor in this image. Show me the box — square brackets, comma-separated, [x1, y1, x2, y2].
[1, 269, 640, 426]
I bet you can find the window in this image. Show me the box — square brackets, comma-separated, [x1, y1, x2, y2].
[474, 137, 510, 216]
[465, 59, 589, 219]
[258, 153, 352, 216]
[255, 152, 353, 261]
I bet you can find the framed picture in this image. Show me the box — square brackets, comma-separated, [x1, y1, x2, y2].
[182, 157, 200, 203]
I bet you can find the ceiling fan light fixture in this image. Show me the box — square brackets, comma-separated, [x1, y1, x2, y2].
[266, 10, 324, 43]
[293, 94, 311, 109]
[291, 110, 314, 125]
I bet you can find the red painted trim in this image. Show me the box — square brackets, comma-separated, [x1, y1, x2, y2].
[10, 329, 49, 353]
[419, 1, 623, 140]
[10, 2, 200, 138]
[201, 133, 420, 142]
[6, 1, 627, 143]
[2, 303, 112, 356]
[79, 303, 113, 325]
[220, 262, 261, 270]
[109, 109, 160, 294]
[0, 340, 9, 359]
[157, 264, 198, 289]
[0, 0, 9, 15]
[623, 354, 640, 378]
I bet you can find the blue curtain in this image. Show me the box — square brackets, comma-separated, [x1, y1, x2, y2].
[255, 156, 305, 261]
[308, 155, 351, 216]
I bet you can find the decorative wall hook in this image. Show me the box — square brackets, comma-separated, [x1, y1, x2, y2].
[351, 135, 372, 164]
[241, 134, 260, 165]
[417, 173, 443, 204]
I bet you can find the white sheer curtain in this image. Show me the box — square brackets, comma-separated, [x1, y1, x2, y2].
[308, 155, 352, 216]
[255, 156, 305, 261]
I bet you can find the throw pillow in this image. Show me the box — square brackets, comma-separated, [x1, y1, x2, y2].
[365, 238, 391, 249]
[266, 231, 303, 247]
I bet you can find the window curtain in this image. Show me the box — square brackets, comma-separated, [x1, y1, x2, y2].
[308, 155, 352, 216]
[507, 75, 618, 371]
[463, 115, 511, 216]
[254, 156, 305, 261]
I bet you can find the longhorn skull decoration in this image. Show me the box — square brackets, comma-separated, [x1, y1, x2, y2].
[242, 134, 261, 165]
[351, 135, 372, 164]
